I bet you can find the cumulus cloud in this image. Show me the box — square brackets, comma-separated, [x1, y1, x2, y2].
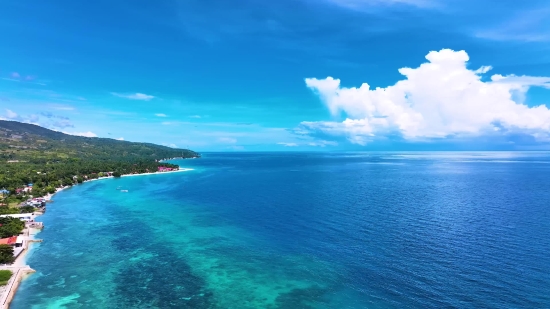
[116, 137, 124, 141]
[10, 72, 20, 79]
[112, 92, 155, 101]
[304, 49, 550, 145]
[189, 115, 202, 119]
[155, 113, 167, 117]
[277, 142, 299, 147]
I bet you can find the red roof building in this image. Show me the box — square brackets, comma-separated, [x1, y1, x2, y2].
[0, 236, 18, 245]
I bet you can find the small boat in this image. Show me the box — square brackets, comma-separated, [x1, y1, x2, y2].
[121, 190, 128, 192]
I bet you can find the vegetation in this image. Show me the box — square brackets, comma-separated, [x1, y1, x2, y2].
[0, 120, 199, 204]
[0, 269, 12, 284]
[0, 208, 20, 215]
[0, 246, 15, 265]
[0, 217, 25, 239]
[20, 206, 35, 213]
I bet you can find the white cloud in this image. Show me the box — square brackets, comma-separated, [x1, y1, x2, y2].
[325, 0, 438, 9]
[475, 8, 550, 42]
[189, 115, 202, 119]
[155, 113, 167, 117]
[304, 49, 550, 145]
[112, 92, 155, 101]
[5, 109, 18, 119]
[65, 131, 98, 138]
[218, 137, 237, 144]
[277, 142, 299, 147]
[116, 137, 124, 141]
[48, 104, 75, 111]
[308, 140, 339, 147]
[474, 66, 492, 74]
[228, 145, 245, 151]
[1, 78, 20, 83]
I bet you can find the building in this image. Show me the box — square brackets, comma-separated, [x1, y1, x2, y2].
[0, 213, 34, 222]
[0, 236, 17, 246]
[158, 166, 175, 172]
[25, 198, 45, 207]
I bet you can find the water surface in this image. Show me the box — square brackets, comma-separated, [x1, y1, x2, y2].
[11, 152, 550, 308]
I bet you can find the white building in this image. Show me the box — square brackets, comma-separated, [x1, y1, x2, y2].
[0, 213, 34, 222]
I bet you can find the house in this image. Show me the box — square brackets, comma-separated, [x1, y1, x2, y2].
[158, 166, 175, 172]
[0, 213, 34, 222]
[25, 198, 44, 207]
[15, 236, 23, 248]
[0, 236, 18, 246]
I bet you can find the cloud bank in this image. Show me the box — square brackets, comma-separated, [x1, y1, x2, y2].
[303, 49, 550, 145]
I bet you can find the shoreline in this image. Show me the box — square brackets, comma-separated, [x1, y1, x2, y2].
[43, 168, 194, 200]
[2, 167, 194, 308]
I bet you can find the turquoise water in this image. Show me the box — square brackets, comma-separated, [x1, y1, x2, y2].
[11, 152, 550, 308]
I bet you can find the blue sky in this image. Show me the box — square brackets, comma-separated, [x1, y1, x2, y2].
[1, 0, 550, 151]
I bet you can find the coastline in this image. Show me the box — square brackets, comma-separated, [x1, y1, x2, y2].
[2, 167, 194, 308]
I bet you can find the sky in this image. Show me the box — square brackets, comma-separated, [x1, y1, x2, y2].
[1, 0, 550, 151]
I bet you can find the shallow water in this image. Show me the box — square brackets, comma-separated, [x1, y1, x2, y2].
[11, 152, 550, 308]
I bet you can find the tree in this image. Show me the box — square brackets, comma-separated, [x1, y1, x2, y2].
[0, 270, 12, 285]
[0, 245, 14, 264]
[112, 171, 122, 177]
[20, 206, 35, 213]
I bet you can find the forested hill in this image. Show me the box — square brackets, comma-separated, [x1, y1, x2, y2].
[0, 120, 199, 199]
[0, 120, 198, 163]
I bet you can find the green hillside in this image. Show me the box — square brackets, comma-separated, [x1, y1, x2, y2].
[0, 120, 199, 200]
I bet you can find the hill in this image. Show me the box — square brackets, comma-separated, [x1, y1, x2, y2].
[0, 120, 198, 163]
[0, 120, 199, 201]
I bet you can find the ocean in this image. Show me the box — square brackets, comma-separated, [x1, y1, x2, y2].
[10, 152, 550, 308]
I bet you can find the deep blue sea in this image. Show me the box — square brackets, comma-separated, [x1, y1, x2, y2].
[10, 152, 550, 308]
